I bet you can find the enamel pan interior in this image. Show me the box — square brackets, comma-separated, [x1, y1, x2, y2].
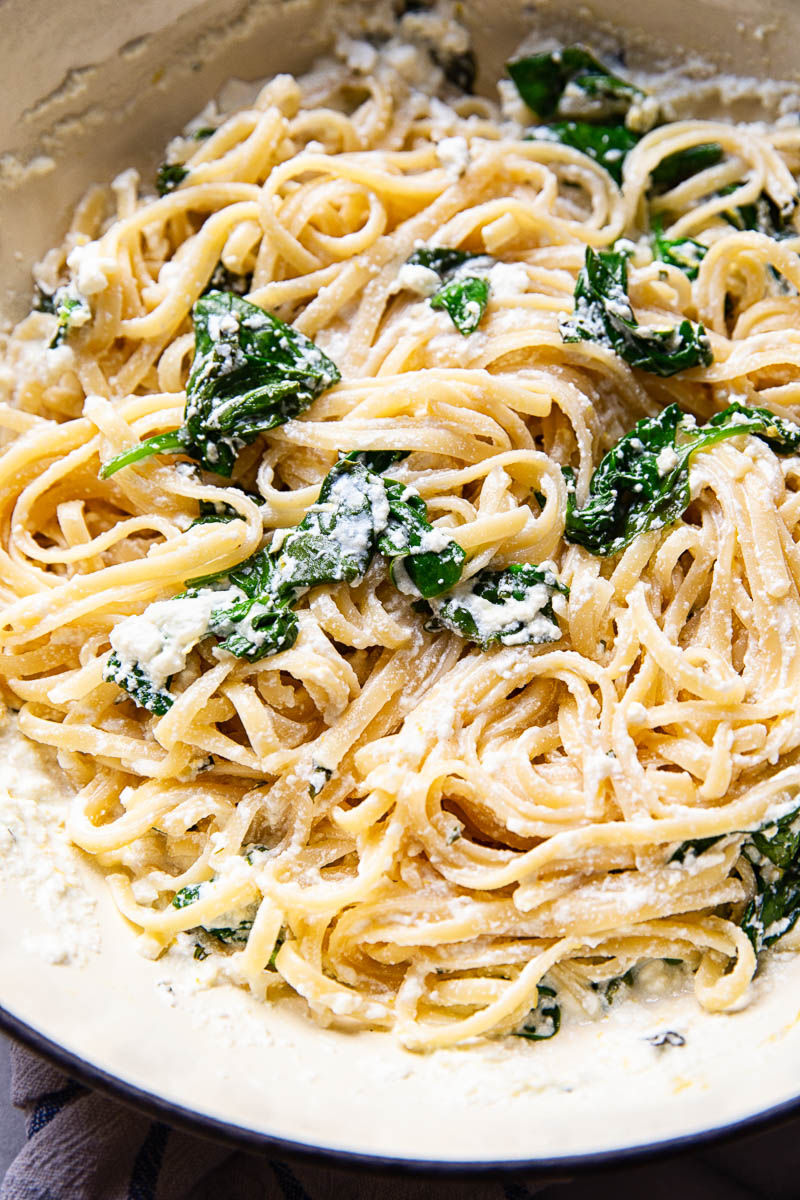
[2, 0, 800, 1170]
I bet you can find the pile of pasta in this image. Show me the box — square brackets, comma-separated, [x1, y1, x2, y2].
[3, 28, 800, 1048]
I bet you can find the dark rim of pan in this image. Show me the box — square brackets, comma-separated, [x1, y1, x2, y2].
[1, 1001, 799, 1175]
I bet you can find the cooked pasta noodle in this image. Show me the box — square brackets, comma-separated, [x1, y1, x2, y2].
[3, 21, 800, 1049]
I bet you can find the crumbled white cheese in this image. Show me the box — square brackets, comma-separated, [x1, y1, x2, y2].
[66, 240, 116, 296]
[436, 135, 470, 179]
[396, 263, 442, 296]
[110, 587, 244, 690]
[488, 261, 529, 299]
[335, 35, 378, 75]
[655, 446, 679, 476]
[626, 94, 660, 134]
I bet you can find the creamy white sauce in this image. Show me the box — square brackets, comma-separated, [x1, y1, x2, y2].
[0, 718, 99, 965]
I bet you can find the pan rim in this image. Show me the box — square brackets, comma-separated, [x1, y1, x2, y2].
[1, 1001, 798, 1177]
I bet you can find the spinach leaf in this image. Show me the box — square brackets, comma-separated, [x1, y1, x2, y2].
[405, 248, 492, 335]
[668, 804, 800, 954]
[380, 479, 466, 598]
[560, 248, 713, 377]
[156, 163, 189, 196]
[171, 883, 256, 946]
[104, 652, 174, 715]
[208, 596, 299, 661]
[49, 288, 91, 349]
[308, 764, 333, 798]
[564, 401, 800, 556]
[514, 983, 561, 1041]
[650, 142, 723, 192]
[429, 563, 567, 648]
[706, 400, 800, 454]
[669, 834, 728, 864]
[189, 544, 300, 662]
[344, 450, 410, 474]
[268, 930, 285, 968]
[651, 218, 707, 281]
[172, 883, 204, 908]
[406, 247, 478, 275]
[592, 967, 635, 1004]
[205, 919, 254, 945]
[33, 286, 57, 315]
[507, 47, 644, 123]
[191, 500, 247, 526]
[742, 806, 800, 952]
[528, 121, 639, 184]
[750, 807, 800, 868]
[432, 47, 477, 93]
[271, 458, 384, 593]
[722, 189, 797, 239]
[429, 273, 489, 335]
[101, 292, 341, 478]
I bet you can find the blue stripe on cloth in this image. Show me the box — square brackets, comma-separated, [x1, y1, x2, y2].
[271, 1161, 315, 1200]
[128, 1121, 170, 1200]
[26, 1081, 88, 1138]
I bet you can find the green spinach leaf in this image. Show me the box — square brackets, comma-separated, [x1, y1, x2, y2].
[721, 189, 797, 239]
[271, 458, 384, 593]
[172, 883, 204, 908]
[514, 983, 561, 1041]
[429, 273, 490, 334]
[156, 163, 189, 196]
[560, 248, 713, 376]
[405, 248, 492, 335]
[507, 47, 644, 123]
[49, 288, 92, 349]
[742, 806, 800, 952]
[101, 292, 340, 478]
[650, 142, 723, 192]
[429, 563, 567, 648]
[406, 248, 478, 275]
[104, 652, 174, 715]
[564, 401, 800, 556]
[344, 450, 410, 474]
[203, 261, 253, 296]
[528, 121, 639, 184]
[205, 919, 254, 945]
[651, 217, 708, 281]
[380, 479, 466, 598]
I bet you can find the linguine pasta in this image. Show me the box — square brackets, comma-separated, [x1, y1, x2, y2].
[3, 24, 800, 1049]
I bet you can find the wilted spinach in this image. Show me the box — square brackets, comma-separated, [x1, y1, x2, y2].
[650, 142, 723, 192]
[507, 47, 644, 123]
[156, 162, 189, 196]
[405, 247, 492, 335]
[104, 654, 174, 715]
[560, 247, 713, 376]
[514, 983, 561, 1041]
[564, 400, 800, 556]
[527, 120, 639, 184]
[429, 563, 567, 649]
[101, 291, 341, 478]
